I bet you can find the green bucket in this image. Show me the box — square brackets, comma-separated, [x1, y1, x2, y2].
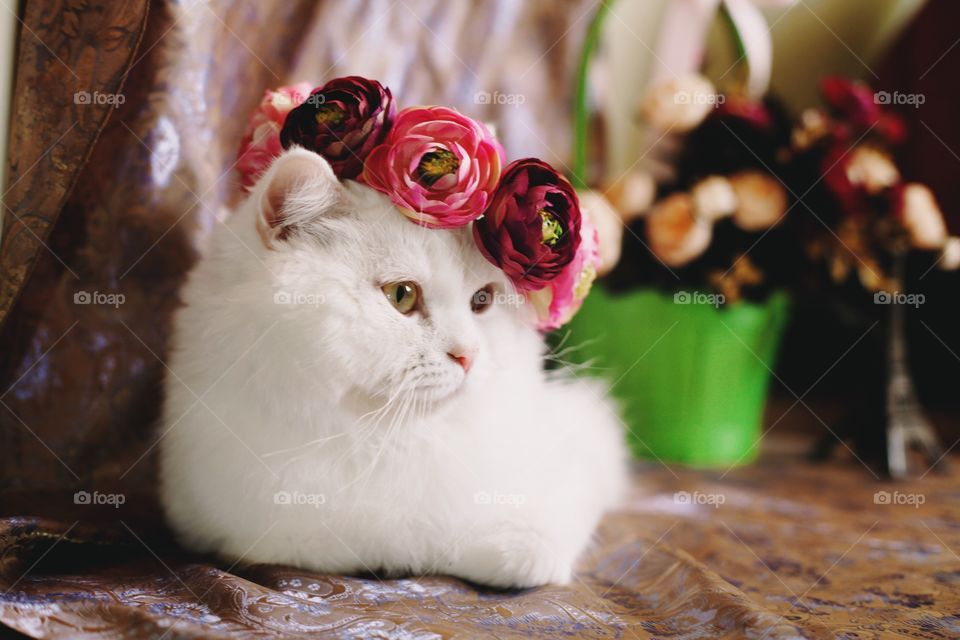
[562, 287, 791, 467]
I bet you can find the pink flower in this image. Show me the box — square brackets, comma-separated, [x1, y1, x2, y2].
[528, 212, 601, 331]
[361, 106, 504, 228]
[237, 83, 312, 191]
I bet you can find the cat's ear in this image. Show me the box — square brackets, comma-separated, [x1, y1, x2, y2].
[257, 148, 341, 248]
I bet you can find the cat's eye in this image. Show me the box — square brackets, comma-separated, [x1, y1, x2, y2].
[382, 281, 420, 315]
[471, 285, 495, 314]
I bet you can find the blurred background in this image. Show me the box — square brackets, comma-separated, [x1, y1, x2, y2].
[566, 0, 960, 471]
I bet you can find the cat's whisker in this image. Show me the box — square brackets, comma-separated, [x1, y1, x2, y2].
[544, 359, 606, 381]
[261, 432, 348, 458]
[345, 375, 425, 492]
[268, 383, 412, 472]
[329, 374, 425, 490]
[546, 335, 603, 361]
[550, 328, 572, 353]
[544, 353, 601, 370]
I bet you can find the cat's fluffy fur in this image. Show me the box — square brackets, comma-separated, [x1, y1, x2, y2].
[159, 148, 627, 588]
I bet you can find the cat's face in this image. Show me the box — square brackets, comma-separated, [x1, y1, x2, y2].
[252, 149, 538, 412]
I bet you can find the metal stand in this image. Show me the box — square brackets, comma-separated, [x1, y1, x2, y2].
[885, 252, 944, 479]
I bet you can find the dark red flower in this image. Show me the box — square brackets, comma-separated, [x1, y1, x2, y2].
[715, 96, 773, 130]
[821, 76, 878, 129]
[820, 76, 905, 144]
[473, 159, 582, 291]
[821, 144, 866, 215]
[878, 114, 906, 145]
[280, 75, 394, 179]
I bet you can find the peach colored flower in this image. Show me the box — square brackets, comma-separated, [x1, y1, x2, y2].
[940, 237, 960, 271]
[899, 183, 947, 249]
[691, 176, 737, 222]
[603, 170, 656, 222]
[646, 193, 712, 267]
[641, 74, 716, 133]
[729, 171, 787, 231]
[576, 189, 622, 276]
[845, 146, 899, 194]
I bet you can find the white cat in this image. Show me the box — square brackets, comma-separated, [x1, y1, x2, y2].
[159, 148, 627, 588]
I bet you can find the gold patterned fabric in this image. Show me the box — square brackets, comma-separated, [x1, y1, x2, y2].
[2, 460, 959, 638]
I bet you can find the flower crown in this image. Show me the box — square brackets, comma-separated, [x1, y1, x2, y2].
[237, 76, 599, 331]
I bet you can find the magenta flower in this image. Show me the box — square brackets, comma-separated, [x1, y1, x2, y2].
[528, 212, 600, 331]
[280, 76, 395, 179]
[237, 83, 312, 191]
[361, 106, 504, 228]
[473, 158, 582, 291]
[820, 76, 904, 144]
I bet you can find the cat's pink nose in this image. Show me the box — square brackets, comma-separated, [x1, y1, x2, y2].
[448, 350, 475, 373]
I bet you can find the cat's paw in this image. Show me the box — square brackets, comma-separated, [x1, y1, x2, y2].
[451, 527, 573, 589]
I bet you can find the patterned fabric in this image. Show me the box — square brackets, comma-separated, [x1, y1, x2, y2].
[2, 460, 959, 638]
[0, 0, 149, 323]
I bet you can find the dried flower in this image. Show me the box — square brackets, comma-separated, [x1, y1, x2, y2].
[820, 76, 905, 143]
[641, 74, 717, 133]
[646, 193, 712, 267]
[940, 237, 960, 270]
[576, 189, 623, 276]
[603, 170, 656, 222]
[692, 176, 737, 222]
[845, 146, 899, 194]
[898, 183, 948, 250]
[729, 171, 787, 231]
